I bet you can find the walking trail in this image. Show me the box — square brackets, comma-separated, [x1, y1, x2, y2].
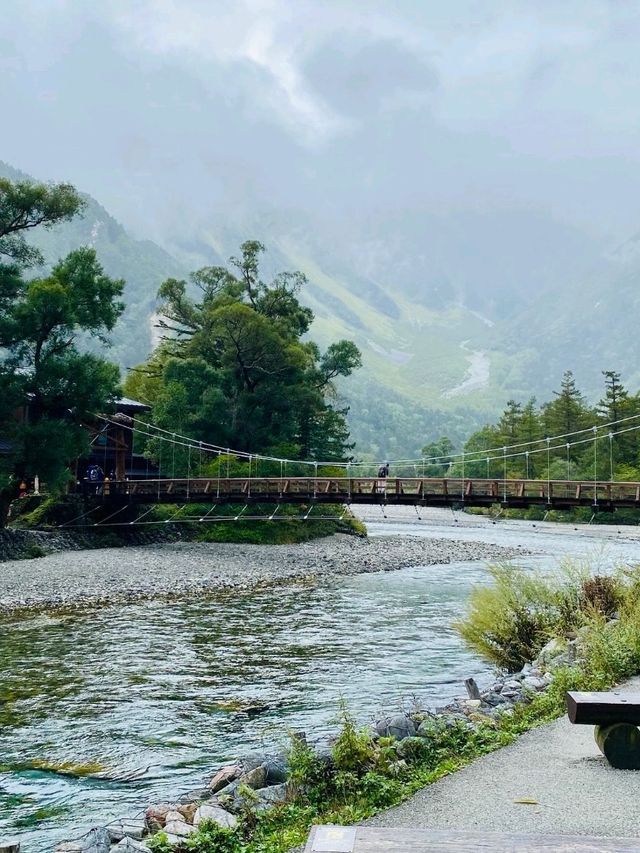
[369, 677, 640, 839]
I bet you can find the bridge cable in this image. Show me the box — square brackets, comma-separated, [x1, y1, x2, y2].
[96, 410, 640, 477]
[593, 427, 598, 507]
[127, 410, 640, 470]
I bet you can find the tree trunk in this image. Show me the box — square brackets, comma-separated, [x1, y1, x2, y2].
[0, 487, 16, 528]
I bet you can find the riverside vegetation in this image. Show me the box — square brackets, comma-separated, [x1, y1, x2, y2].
[60, 560, 640, 853]
[0, 176, 361, 542]
[428, 369, 640, 524]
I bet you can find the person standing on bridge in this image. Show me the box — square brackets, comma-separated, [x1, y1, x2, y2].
[377, 461, 390, 494]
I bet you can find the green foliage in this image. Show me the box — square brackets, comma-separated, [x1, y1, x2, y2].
[331, 702, 375, 774]
[456, 561, 640, 671]
[19, 543, 48, 559]
[184, 821, 243, 852]
[458, 368, 640, 484]
[455, 563, 562, 669]
[144, 502, 364, 545]
[0, 175, 83, 267]
[147, 832, 173, 853]
[126, 241, 361, 467]
[0, 176, 124, 524]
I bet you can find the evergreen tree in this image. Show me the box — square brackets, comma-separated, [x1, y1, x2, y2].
[542, 370, 592, 437]
[597, 370, 640, 474]
[0, 178, 123, 524]
[598, 370, 629, 424]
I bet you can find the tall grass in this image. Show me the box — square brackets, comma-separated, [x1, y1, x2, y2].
[455, 560, 630, 671]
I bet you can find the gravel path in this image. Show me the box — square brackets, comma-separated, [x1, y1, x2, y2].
[0, 534, 528, 613]
[369, 677, 640, 839]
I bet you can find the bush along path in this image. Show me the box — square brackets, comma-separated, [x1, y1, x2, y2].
[54, 564, 640, 853]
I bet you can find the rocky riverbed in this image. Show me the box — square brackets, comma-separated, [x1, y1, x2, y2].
[0, 534, 529, 614]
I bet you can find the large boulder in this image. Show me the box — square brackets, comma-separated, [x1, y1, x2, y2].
[193, 804, 237, 830]
[107, 818, 145, 842]
[238, 765, 267, 790]
[240, 753, 288, 784]
[208, 764, 241, 793]
[256, 783, 288, 806]
[163, 820, 196, 838]
[177, 786, 210, 804]
[533, 637, 576, 672]
[54, 827, 111, 852]
[374, 715, 416, 741]
[144, 803, 178, 833]
[263, 756, 288, 784]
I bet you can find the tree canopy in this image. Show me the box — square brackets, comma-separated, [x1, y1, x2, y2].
[0, 177, 123, 522]
[126, 240, 361, 466]
[436, 370, 640, 482]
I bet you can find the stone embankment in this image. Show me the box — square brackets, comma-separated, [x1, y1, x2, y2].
[0, 534, 529, 613]
[53, 636, 570, 852]
[0, 526, 187, 563]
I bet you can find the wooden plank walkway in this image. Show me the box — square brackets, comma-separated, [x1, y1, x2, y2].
[305, 826, 640, 852]
[93, 477, 640, 511]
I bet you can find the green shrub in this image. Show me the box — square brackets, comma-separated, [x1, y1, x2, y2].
[185, 821, 243, 852]
[454, 563, 561, 669]
[457, 561, 640, 674]
[19, 543, 49, 559]
[286, 733, 330, 806]
[331, 703, 375, 774]
[579, 575, 622, 619]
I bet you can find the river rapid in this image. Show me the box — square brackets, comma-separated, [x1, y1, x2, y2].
[3, 510, 640, 851]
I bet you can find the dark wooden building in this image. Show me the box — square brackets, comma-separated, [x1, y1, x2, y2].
[85, 397, 156, 482]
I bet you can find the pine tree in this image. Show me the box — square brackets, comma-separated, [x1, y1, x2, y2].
[542, 370, 592, 437]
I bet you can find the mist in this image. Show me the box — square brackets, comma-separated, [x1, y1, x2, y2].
[3, 0, 640, 247]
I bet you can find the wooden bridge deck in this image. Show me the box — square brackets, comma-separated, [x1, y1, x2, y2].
[305, 825, 640, 852]
[92, 477, 640, 511]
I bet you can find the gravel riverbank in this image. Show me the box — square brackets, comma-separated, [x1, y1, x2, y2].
[0, 534, 529, 613]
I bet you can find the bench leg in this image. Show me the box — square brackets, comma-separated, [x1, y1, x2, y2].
[594, 723, 640, 769]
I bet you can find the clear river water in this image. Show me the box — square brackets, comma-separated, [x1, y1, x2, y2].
[4, 512, 640, 851]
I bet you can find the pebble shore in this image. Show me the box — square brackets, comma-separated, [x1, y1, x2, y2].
[0, 534, 529, 614]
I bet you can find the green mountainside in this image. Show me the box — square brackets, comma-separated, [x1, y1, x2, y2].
[0, 161, 187, 370]
[504, 237, 640, 401]
[4, 161, 630, 457]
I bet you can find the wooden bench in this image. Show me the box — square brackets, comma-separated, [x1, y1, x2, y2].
[305, 826, 640, 851]
[567, 690, 640, 769]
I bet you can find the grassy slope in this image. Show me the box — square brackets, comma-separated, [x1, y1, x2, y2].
[187, 228, 510, 455]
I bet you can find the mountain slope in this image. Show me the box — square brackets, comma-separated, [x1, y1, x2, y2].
[3, 161, 625, 457]
[0, 161, 188, 369]
[503, 235, 640, 400]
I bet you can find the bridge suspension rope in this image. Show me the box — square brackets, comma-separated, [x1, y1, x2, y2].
[94, 409, 640, 479]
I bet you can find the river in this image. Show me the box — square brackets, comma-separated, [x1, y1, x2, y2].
[3, 510, 640, 851]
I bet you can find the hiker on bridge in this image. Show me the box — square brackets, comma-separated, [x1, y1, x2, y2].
[377, 462, 390, 478]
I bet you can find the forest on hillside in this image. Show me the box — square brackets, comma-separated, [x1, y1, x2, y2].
[426, 370, 640, 485]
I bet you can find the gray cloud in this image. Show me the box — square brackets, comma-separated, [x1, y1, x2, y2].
[2, 0, 640, 244]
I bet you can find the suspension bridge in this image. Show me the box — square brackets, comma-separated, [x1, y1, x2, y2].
[67, 411, 640, 527]
[84, 474, 640, 511]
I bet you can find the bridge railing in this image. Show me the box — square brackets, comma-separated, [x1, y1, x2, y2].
[89, 477, 640, 506]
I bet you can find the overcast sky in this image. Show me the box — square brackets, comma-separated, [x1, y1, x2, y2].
[2, 0, 640, 245]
